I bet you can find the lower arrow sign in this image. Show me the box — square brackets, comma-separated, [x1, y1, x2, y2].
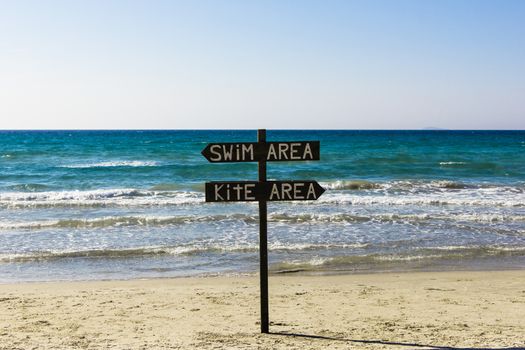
[205, 181, 325, 202]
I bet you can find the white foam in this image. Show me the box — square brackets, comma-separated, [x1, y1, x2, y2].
[0, 220, 60, 230]
[61, 160, 160, 168]
[375, 254, 443, 261]
[268, 242, 369, 250]
[312, 190, 525, 207]
[321, 179, 472, 192]
[0, 189, 203, 208]
[0, 213, 257, 230]
[2, 211, 523, 231]
[439, 161, 466, 165]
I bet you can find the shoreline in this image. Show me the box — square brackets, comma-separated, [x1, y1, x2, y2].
[1, 269, 523, 349]
[2, 264, 524, 285]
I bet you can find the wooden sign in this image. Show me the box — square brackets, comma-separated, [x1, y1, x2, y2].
[201, 141, 320, 162]
[202, 129, 324, 334]
[205, 181, 325, 202]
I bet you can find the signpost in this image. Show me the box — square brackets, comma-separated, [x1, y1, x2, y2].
[202, 129, 325, 333]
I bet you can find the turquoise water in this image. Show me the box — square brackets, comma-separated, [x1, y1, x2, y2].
[0, 130, 524, 282]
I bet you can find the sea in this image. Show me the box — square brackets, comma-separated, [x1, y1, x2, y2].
[0, 130, 524, 283]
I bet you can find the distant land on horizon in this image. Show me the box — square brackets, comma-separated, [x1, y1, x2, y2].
[421, 127, 449, 130]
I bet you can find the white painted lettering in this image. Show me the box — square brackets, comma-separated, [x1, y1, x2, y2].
[304, 143, 313, 159]
[269, 183, 280, 200]
[278, 144, 289, 160]
[245, 183, 256, 200]
[267, 144, 277, 160]
[282, 183, 292, 200]
[290, 143, 300, 160]
[293, 182, 305, 199]
[210, 145, 222, 161]
[232, 184, 243, 200]
[214, 184, 224, 201]
[242, 144, 254, 161]
[306, 183, 316, 199]
[223, 145, 234, 161]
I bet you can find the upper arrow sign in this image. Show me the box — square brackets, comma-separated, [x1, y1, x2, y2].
[201, 141, 320, 163]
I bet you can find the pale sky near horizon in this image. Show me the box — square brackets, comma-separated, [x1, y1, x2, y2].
[0, 0, 524, 130]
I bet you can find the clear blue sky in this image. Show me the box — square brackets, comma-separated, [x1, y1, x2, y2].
[1, 0, 523, 129]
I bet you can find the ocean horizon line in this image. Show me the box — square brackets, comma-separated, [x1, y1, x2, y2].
[1, 128, 525, 132]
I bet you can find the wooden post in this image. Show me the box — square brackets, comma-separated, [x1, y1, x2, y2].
[258, 129, 269, 334]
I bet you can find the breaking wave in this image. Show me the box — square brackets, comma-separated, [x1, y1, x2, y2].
[270, 246, 525, 273]
[322, 180, 381, 190]
[0, 242, 369, 263]
[1, 212, 524, 231]
[321, 179, 524, 192]
[60, 161, 160, 168]
[314, 193, 525, 207]
[0, 189, 202, 208]
[0, 214, 257, 230]
[6, 183, 51, 192]
[1, 180, 524, 208]
[268, 212, 525, 224]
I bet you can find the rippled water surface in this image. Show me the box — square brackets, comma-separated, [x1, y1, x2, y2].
[0, 130, 524, 282]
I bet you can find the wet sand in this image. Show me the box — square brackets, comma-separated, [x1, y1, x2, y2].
[0, 270, 524, 349]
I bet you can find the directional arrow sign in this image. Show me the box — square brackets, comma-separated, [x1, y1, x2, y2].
[205, 180, 325, 202]
[201, 141, 320, 163]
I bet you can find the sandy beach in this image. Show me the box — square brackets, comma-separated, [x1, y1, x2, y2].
[0, 270, 523, 349]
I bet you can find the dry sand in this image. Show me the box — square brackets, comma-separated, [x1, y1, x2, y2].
[0, 270, 524, 349]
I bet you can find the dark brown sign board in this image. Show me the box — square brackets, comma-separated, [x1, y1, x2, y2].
[201, 141, 320, 162]
[205, 181, 325, 202]
[202, 130, 324, 334]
